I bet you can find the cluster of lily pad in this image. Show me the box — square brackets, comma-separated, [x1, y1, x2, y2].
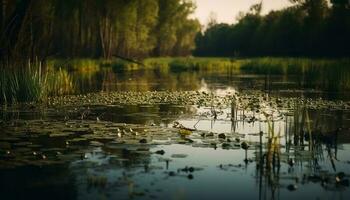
[0, 118, 252, 169]
[47, 91, 350, 118]
[48, 91, 232, 109]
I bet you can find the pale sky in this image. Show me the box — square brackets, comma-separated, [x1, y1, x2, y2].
[194, 0, 293, 25]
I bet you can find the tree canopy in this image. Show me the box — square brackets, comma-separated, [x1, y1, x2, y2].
[0, 0, 201, 62]
[194, 0, 350, 57]
[1, 0, 349, 62]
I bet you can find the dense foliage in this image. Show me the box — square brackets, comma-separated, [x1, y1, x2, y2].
[0, 0, 200, 61]
[194, 0, 350, 57]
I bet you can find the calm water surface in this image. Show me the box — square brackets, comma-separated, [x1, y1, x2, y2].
[1, 68, 350, 200]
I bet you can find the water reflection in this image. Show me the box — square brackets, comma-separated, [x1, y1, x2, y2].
[67, 67, 350, 100]
[1, 66, 350, 199]
[0, 164, 77, 200]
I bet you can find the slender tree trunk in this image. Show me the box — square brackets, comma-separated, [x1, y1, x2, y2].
[7, 0, 32, 61]
[30, 12, 34, 61]
[0, 0, 3, 32]
[99, 17, 106, 58]
[78, 3, 83, 55]
[107, 18, 113, 59]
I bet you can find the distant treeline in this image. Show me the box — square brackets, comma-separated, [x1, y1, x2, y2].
[0, 0, 200, 62]
[194, 0, 350, 57]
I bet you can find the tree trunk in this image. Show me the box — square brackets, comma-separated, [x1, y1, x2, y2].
[99, 17, 106, 58]
[107, 18, 113, 59]
[0, 0, 3, 32]
[3, 0, 32, 61]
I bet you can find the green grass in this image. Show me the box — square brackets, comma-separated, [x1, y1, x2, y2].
[1, 62, 46, 104]
[239, 57, 350, 74]
[47, 57, 350, 73]
[46, 67, 74, 96]
[240, 57, 350, 91]
[144, 57, 241, 72]
[48, 57, 241, 73]
[0, 62, 74, 104]
[48, 59, 101, 73]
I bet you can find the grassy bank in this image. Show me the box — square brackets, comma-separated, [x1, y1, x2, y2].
[239, 57, 350, 74]
[48, 59, 101, 73]
[48, 57, 350, 73]
[48, 57, 242, 73]
[240, 57, 350, 91]
[144, 57, 241, 72]
[3, 57, 350, 104]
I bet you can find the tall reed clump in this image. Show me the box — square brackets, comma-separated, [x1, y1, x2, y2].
[46, 67, 74, 96]
[0, 62, 74, 104]
[0, 62, 46, 104]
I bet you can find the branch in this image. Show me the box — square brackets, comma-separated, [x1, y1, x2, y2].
[112, 54, 145, 66]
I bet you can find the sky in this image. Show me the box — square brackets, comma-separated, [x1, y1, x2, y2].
[194, 0, 293, 25]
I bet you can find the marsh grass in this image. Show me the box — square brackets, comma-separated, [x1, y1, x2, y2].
[46, 67, 74, 96]
[145, 57, 241, 72]
[240, 57, 350, 74]
[0, 62, 74, 104]
[48, 59, 101, 73]
[240, 57, 350, 90]
[104, 59, 139, 72]
[1, 62, 45, 104]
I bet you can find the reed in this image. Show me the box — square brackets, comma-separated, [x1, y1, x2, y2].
[0, 62, 45, 104]
[0, 62, 74, 104]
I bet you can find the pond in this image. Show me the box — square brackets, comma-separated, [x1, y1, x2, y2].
[1, 65, 350, 200]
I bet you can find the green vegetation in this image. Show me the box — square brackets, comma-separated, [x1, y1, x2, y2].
[48, 57, 350, 74]
[47, 57, 241, 73]
[0, 0, 200, 62]
[240, 57, 350, 74]
[2, 57, 350, 104]
[241, 57, 350, 91]
[51, 57, 240, 72]
[195, 0, 350, 57]
[0, 63, 74, 104]
[0, 0, 201, 104]
[45, 57, 350, 92]
[144, 57, 241, 72]
[0, 63, 46, 104]
[46, 67, 74, 96]
[1, 0, 349, 104]
[48, 59, 101, 73]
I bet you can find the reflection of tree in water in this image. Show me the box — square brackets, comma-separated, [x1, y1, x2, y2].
[86, 104, 197, 126]
[101, 145, 153, 170]
[70, 146, 155, 199]
[82, 68, 203, 93]
[74, 65, 233, 93]
[0, 165, 77, 200]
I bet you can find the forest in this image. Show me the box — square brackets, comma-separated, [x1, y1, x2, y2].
[195, 0, 350, 57]
[0, 0, 201, 62]
[1, 0, 349, 64]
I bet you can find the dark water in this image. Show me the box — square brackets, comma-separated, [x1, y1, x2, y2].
[1, 67, 350, 200]
[72, 68, 350, 100]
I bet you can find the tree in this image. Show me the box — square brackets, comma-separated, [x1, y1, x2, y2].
[1, 0, 201, 64]
[195, 1, 350, 57]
